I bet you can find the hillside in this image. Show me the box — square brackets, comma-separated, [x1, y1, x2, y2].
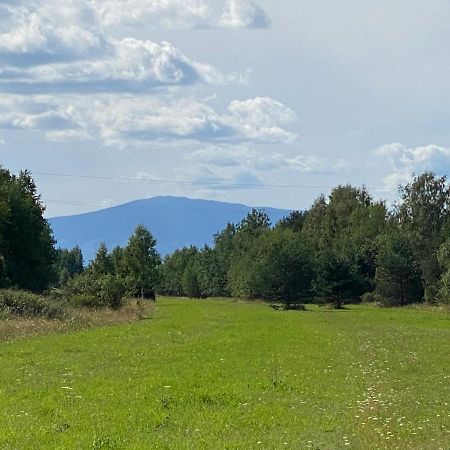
[49, 196, 290, 262]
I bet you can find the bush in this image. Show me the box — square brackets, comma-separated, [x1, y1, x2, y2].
[70, 294, 102, 308]
[66, 273, 126, 309]
[0, 289, 63, 318]
[361, 292, 381, 304]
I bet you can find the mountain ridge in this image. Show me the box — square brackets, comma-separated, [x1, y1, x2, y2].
[49, 196, 291, 262]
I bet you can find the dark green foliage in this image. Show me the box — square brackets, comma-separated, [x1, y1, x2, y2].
[396, 172, 450, 301]
[53, 246, 84, 286]
[159, 246, 199, 296]
[123, 225, 161, 298]
[63, 226, 161, 306]
[182, 264, 201, 298]
[229, 229, 314, 302]
[361, 292, 381, 304]
[375, 229, 423, 306]
[66, 272, 126, 309]
[0, 168, 55, 291]
[435, 240, 450, 304]
[276, 210, 308, 233]
[157, 174, 450, 306]
[313, 251, 364, 308]
[0, 289, 62, 318]
[209, 223, 236, 296]
[90, 242, 113, 276]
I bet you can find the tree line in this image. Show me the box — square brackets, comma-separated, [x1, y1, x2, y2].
[2, 163, 450, 308]
[0, 165, 161, 308]
[158, 172, 450, 307]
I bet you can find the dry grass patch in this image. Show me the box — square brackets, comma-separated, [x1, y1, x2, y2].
[0, 298, 155, 341]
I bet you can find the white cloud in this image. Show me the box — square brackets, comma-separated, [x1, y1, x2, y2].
[0, 94, 297, 146]
[87, 96, 297, 145]
[92, 0, 214, 29]
[176, 144, 348, 193]
[187, 146, 348, 174]
[0, 0, 271, 67]
[0, 0, 264, 93]
[0, 2, 106, 64]
[0, 96, 90, 141]
[375, 143, 450, 187]
[93, 96, 297, 145]
[0, 0, 281, 151]
[220, 0, 270, 29]
[93, 0, 270, 29]
[1, 38, 225, 93]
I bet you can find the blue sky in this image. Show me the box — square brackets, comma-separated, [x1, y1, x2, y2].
[2, 0, 450, 216]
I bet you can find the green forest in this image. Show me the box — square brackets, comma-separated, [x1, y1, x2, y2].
[2, 165, 450, 311]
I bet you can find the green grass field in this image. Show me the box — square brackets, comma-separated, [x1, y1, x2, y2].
[0, 299, 449, 449]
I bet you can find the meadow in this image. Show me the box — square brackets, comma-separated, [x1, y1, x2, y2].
[0, 298, 449, 449]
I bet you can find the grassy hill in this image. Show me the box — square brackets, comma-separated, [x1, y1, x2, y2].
[0, 299, 449, 449]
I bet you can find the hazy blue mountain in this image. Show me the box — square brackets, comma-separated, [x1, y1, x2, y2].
[49, 196, 291, 262]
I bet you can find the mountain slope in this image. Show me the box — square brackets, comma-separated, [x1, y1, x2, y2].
[49, 196, 291, 262]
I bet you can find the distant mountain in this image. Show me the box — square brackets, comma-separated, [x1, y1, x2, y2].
[49, 196, 291, 262]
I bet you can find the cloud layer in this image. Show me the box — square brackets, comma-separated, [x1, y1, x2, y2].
[0, 0, 282, 149]
[187, 146, 347, 174]
[0, 95, 297, 146]
[1, 38, 226, 94]
[375, 143, 450, 187]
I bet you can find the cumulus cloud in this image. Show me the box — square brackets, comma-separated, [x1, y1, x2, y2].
[225, 97, 297, 143]
[220, 0, 270, 29]
[0, 95, 90, 141]
[0, 38, 225, 93]
[93, 0, 270, 29]
[92, 0, 214, 29]
[0, 0, 281, 150]
[0, 95, 297, 146]
[86, 96, 297, 145]
[0, 2, 106, 65]
[187, 146, 348, 174]
[0, 0, 261, 93]
[175, 144, 348, 193]
[375, 143, 450, 187]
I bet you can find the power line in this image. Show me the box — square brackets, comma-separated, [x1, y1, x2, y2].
[30, 170, 396, 191]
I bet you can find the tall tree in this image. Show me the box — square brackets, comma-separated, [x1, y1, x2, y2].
[0, 168, 55, 291]
[375, 228, 423, 306]
[124, 225, 161, 298]
[227, 210, 271, 296]
[396, 172, 450, 301]
[276, 210, 309, 233]
[90, 242, 113, 276]
[313, 251, 363, 308]
[54, 246, 84, 286]
[234, 229, 314, 302]
[159, 246, 198, 296]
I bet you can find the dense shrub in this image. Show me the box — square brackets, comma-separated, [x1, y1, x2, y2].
[66, 273, 126, 309]
[361, 292, 381, 304]
[0, 289, 62, 318]
[70, 294, 100, 308]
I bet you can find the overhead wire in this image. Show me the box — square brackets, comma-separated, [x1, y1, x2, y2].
[13, 169, 397, 208]
[30, 170, 396, 191]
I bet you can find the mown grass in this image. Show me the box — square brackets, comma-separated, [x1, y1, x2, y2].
[0, 298, 449, 449]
